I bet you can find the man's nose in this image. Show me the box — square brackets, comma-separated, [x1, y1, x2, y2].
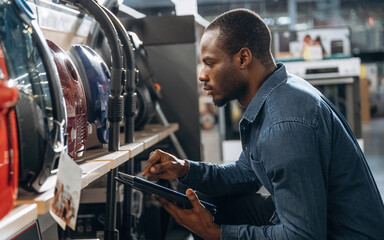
[198, 69, 208, 83]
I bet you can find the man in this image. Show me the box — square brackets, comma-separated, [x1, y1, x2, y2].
[143, 9, 384, 240]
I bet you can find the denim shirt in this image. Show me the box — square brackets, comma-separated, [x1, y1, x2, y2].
[180, 63, 384, 239]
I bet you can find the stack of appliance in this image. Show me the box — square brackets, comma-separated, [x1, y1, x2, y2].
[1, 0, 67, 195]
[0, 0, 123, 221]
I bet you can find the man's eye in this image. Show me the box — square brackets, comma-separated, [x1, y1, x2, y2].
[206, 62, 213, 67]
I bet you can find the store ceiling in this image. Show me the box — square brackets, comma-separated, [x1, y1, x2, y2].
[122, 0, 287, 17]
[121, 0, 383, 30]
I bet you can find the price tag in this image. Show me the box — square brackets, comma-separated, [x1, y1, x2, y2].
[50, 152, 82, 230]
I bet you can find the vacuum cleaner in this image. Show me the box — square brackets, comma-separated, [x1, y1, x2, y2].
[0, 42, 19, 220]
[68, 44, 111, 146]
[47, 39, 88, 159]
[0, 0, 66, 192]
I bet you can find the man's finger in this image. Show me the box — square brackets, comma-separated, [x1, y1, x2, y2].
[186, 189, 204, 211]
[149, 151, 155, 157]
[158, 197, 181, 213]
[157, 197, 184, 223]
[146, 173, 160, 181]
[142, 151, 158, 176]
[142, 150, 160, 176]
[144, 164, 166, 179]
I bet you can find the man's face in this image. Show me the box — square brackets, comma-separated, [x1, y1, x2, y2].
[199, 29, 247, 107]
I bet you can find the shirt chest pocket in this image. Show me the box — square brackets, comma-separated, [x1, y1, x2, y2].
[250, 153, 273, 193]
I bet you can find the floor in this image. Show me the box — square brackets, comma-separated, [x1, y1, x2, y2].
[201, 117, 384, 200]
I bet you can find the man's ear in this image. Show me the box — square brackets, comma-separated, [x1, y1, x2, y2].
[237, 48, 252, 69]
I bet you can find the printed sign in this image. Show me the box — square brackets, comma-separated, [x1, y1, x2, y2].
[50, 152, 82, 230]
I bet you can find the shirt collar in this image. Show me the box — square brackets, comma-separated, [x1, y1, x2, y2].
[242, 63, 287, 123]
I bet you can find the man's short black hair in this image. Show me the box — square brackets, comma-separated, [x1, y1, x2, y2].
[206, 8, 272, 65]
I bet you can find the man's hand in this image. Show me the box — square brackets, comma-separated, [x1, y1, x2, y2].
[158, 189, 220, 240]
[142, 149, 189, 181]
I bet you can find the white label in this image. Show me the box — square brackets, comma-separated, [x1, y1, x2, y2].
[50, 152, 82, 230]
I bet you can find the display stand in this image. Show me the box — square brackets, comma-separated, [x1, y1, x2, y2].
[5, 2, 188, 240]
[0, 204, 38, 239]
[4, 123, 178, 238]
[16, 161, 111, 214]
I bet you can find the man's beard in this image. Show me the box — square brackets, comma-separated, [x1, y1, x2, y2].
[213, 98, 228, 107]
[212, 88, 240, 107]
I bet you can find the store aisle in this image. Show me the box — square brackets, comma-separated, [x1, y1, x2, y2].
[362, 117, 384, 200]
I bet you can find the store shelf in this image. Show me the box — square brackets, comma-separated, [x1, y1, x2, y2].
[89, 123, 179, 168]
[14, 123, 179, 215]
[0, 204, 38, 239]
[119, 142, 145, 158]
[76, 148, 109, 163]
[88, 150, 130, 169]
[16, 161, 110, 214]
[135, 132, 159, 149]
[80, 161, 112, 188]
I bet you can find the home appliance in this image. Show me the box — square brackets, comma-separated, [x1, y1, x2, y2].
[0, 43, 19, 220]
[0, 0, 66, 192]
[68, 45, 110, 145]
[47, 39, 88, 158]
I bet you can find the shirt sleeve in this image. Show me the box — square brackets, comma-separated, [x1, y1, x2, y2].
[221, 121, 329, 240]
[179, 152, 261, 196]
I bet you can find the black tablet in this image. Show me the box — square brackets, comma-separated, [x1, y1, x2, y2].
[116, 172, 217, 215]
